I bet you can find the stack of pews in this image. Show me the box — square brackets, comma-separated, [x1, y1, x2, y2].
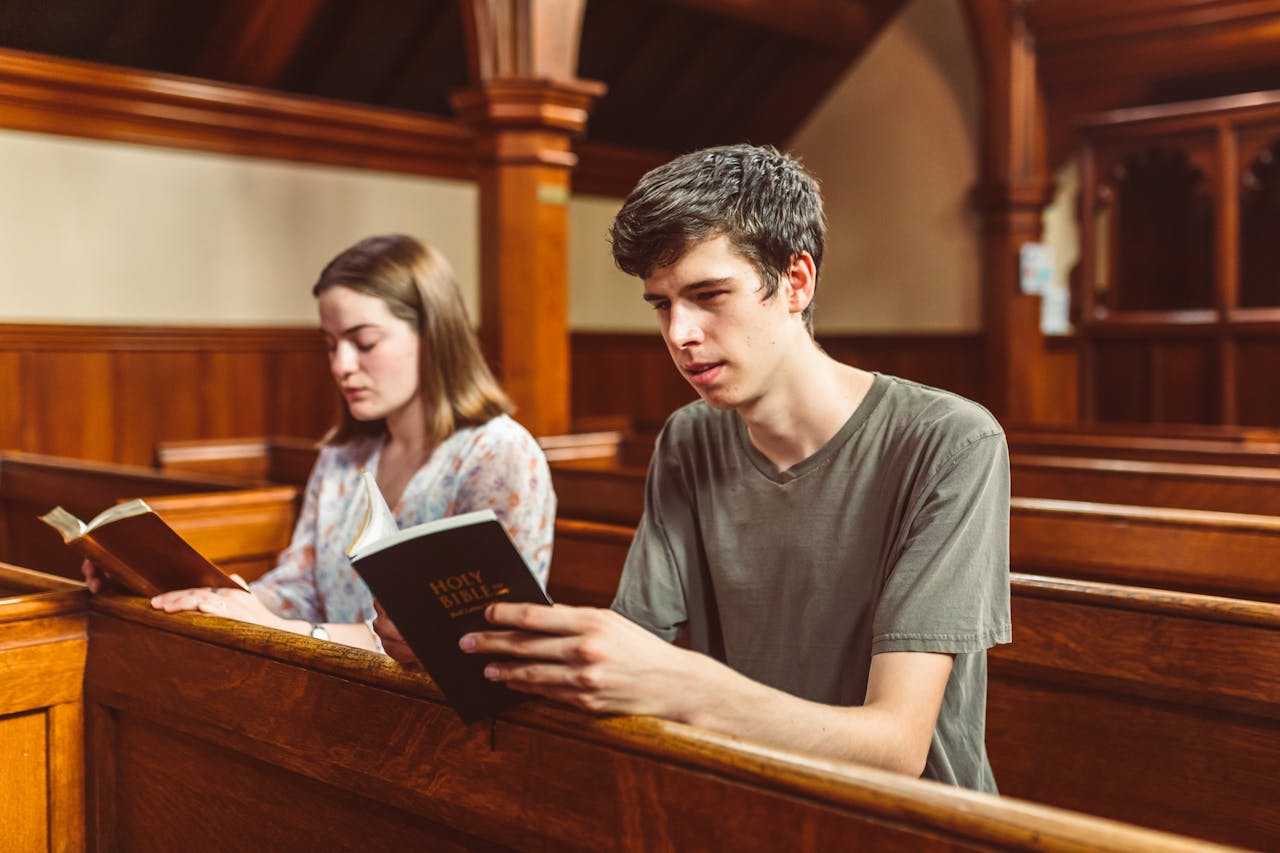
[1, 421, 1276, 848]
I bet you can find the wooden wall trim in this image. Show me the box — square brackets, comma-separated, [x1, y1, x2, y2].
[0, 48, 475, 180]
[0, 48, 659, 198]
[0, 322, 319, 352]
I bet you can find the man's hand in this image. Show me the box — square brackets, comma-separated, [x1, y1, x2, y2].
[460, 602, 698, 718]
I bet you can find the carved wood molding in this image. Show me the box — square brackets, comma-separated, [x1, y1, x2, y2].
[0, 48, 650, 203]
[0, 48, 474, 180]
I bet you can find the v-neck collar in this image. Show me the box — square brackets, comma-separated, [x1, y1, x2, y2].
[734, 372, 888, 484]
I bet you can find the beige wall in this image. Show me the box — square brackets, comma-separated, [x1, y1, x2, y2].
[791, 0, 982, 333]
[0, 128, 479, 326]
[1, 0, 984, 336]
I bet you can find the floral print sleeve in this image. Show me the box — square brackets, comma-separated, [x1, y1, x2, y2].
[444, 419, 556, 587]
[250, 446, 335, 622]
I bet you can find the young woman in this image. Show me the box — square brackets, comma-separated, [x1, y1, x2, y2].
[140, 234, 556, 652]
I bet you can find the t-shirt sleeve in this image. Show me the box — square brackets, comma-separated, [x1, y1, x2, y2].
[449, 422, 556, 589]
[872, 430, 1012, 655]
[250, 447, 331, 622]
[611, 420, 694, 643]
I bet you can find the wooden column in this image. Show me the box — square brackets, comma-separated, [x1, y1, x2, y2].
[964, 0, 1056, 422]
[452, 1, 605, 437]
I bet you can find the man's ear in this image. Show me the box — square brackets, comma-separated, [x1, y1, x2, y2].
[783, 252, 817, 315]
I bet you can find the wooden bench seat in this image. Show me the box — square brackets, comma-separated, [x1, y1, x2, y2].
[82, 593, 1223, 852]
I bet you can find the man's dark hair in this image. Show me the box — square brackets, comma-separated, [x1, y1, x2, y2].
[609, 143, 826, 332]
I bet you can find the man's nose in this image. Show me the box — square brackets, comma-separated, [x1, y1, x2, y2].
[668, 304, 704, 348]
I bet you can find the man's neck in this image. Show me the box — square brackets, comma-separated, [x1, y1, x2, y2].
[738, 345, 875, 472]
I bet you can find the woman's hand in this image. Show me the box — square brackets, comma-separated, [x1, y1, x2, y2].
[150, 578, 291, 631]
[373, 599, 418, 664]
[80, 558, 109, 593]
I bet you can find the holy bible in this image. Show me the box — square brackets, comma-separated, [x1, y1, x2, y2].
[348, 472, 552, 723]
[39, 500, 245, 597]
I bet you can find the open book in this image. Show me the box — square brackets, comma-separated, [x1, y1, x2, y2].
[39, 500, 246, 597]
[347, 471, 551, 723]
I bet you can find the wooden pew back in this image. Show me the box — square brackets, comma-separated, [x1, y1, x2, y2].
[0, 452, 255, 580]
[1011, 453, 1280, 515]
[988, 574, 1280, 849]
[83, 595, 1224, 852]
[535, 514, 1280, 847]
[1005, 427, 1280, 468]
[0, 563, 88, 851]
[1011, 497, 1280, 601]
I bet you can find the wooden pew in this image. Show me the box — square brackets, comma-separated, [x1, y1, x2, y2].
[547, 519, 1278, 848]
[1011, 453, 1280, 515]
[155, 430, 630, 488]
[1005, 426, 1280, 468]
[548, 518, 635, 608]
[0, 563, 88, 851]
[82, 594, 1223, 852]
[142, 487, 298, 582]
[0, 451, 262, 580]
[551, 463, 646, 527]
[549, 465, 1280, 602]
[988, 574, 1280, 850]
[1011, 497, 1280, 602]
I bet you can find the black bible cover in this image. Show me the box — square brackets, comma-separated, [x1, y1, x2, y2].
[350, 505, 552, 723]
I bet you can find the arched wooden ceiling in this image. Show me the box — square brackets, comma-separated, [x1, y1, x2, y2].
[0, 0, 906, 155]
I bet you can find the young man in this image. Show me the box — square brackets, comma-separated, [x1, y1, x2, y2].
[460, 144, 1011, 792]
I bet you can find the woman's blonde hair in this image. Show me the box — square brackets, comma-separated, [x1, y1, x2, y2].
[314, 234, 513, 446]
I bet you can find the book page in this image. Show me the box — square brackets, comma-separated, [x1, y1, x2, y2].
[38, 506, 86, 542]
[86, 498, 152, 531]
[347, 470, 401, 558]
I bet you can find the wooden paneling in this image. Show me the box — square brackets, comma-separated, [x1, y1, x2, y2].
[571, 331, 985, 429]
[988, 574, 1280, 849]
[84, 596, 1221, 852]
[0, 352, 21, 451]
[0, 323, 335, 466]
[1236, 338, 1280, 425]
[0, 711, 47, 851]
[0, 564, 88, 853]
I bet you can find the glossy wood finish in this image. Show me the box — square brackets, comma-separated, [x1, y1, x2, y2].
[0, 563, 89, 852]
[1011, 497, 1280, 601]
[0, 452, 253, 580]
[1011, 453, 1280, 515]
[0, 323, 337, 467]
[505, 514, 1280, 848]
[1005, 426, 1280, 467]
[988, 574, 1280, 850]
[552, 463, 647, 527]
[82, 594, 1225, 853]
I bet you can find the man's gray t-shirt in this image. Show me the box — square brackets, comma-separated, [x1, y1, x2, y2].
[611, 373, 1012, 792]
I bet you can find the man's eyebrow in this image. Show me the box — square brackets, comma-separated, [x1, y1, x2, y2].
[642, 278, 732, 302]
